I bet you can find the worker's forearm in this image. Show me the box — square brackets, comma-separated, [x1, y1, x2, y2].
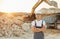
[32, 27, 41, 32]
[32, 26, 46, 32]
[39, 26, 46, 32]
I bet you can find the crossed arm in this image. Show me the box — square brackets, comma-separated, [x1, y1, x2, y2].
[32, 25, 46, 32]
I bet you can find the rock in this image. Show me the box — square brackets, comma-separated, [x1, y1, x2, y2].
[21, 23, 31, 32]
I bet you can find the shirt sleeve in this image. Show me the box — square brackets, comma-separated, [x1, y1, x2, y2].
[31, 21, 35, 27]
[43, 21, 47, 28]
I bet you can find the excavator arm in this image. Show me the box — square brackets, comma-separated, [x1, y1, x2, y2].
[31, 0, 43, 14]
[31, 0, 57, 14]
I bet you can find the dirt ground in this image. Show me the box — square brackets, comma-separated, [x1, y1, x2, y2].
[0, 29, 60, 39]
[45, 29, 60, 39]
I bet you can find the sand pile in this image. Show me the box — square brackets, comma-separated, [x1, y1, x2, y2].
[0, 14, 32, 37]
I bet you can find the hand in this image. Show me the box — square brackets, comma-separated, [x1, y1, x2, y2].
[32, 26, 42, 32]
[33, 27, 42, 32]
[40, 26, 46, 32]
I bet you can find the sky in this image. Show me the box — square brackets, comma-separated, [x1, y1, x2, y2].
[0, 0, 60, 13]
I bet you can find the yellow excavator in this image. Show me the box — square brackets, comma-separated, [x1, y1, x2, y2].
[30, 0, 58, 21]
[30, 0, 60, 29]
[31, 0, 57, 14]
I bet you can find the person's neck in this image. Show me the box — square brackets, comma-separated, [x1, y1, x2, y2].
[36, 19, 41, 21]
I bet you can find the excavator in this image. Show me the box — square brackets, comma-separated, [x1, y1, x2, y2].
[11, 0, 58, 22]
[31, 0, 57, 14]
[29, 0, 58, 21]
[0, 0, 58, 22]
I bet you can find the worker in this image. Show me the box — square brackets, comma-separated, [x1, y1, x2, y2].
[31, 11, 47, 39]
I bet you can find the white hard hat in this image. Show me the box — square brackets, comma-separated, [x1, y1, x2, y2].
[35, 10, 42, 15]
